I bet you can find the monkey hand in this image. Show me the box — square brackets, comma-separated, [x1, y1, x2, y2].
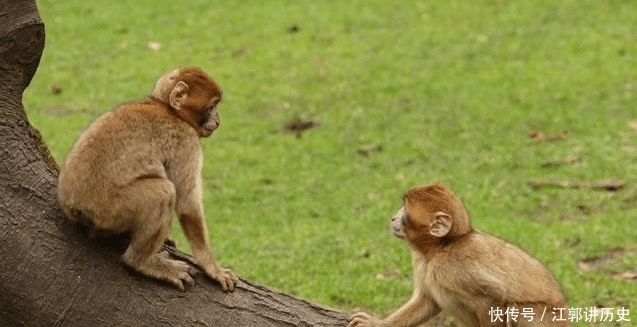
[348, 312, 383, 327]
[205, 266, 239, 292]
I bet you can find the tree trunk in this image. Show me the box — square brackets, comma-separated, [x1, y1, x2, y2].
[0, 1, 348, 326]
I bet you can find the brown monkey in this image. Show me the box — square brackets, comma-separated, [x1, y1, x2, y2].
[58, 66, 238, 291]
[349, 182, 569, 327]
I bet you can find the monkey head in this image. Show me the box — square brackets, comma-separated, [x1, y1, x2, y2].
[152, 66, 222, 137]
[390, 182, 472, 249]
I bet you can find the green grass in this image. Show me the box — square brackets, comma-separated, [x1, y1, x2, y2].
[25, 0, 637, 325]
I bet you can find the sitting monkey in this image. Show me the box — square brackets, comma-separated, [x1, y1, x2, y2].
[58, 66, 238, 291]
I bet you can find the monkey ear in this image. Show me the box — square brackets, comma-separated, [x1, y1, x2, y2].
[429, 212, 452, 238]
[169, 81, 189, 110]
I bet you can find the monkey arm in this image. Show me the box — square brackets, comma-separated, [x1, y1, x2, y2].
[172, 171, 220, 273]
[167, 146, 237, 291]
[385, 291, 441, 327]
[176, 199, 213, 265]
[174, 185, 237, 291]
[349, 248, 440, 327]
[349, 291, 440, 327]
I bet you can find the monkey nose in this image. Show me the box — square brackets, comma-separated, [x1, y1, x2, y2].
[205, 120, 219, 130]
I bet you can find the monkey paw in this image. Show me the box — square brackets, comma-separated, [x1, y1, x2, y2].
[348, 312, 381, 327]
[163, 259, 197, 291]
[134, 253, 197, 291]
[207, 267, 239, 292]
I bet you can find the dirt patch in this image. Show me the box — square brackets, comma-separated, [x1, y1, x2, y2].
[578, 246, 637, 281]
[611, 269, 637, 281]
[282, 117, 319, 138]
[528, 179, 625, 192]
[578, 247, 627, 271]
[529, 130, 568, 142]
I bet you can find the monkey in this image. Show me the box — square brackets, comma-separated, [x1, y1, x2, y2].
[349, 182, 569, 327]
[57, 66, 238, 292]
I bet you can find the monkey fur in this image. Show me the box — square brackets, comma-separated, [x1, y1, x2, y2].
[58, 66, 238, 291]
[349, 182, 569, 327]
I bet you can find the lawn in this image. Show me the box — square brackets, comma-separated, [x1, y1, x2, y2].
[24, 0, 637, 325]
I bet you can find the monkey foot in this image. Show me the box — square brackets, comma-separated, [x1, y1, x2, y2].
[206, 267, 239, 292]
[165, 262, 195, 290]
[125, 253, 198, 291]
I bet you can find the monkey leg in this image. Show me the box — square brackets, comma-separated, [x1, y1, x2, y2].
[116, 179, 196, 290]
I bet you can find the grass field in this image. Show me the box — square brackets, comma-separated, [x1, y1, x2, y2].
[24, 0, 636, 325]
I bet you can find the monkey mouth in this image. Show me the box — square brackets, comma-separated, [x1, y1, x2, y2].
[391, 227, 406, 238]
[199, 125, 218, 137]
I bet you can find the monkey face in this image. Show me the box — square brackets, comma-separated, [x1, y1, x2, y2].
[197, 101, 220, 137]
[394, 197, 454, 248]
[400, 201, 432, 243]
[186, 85, 221, 137]
[390, 206, 407, 239]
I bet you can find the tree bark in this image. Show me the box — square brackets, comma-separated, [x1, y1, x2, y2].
[0, 1, 348, 326]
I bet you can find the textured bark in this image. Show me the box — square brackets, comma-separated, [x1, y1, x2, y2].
[0, 1, 348, 326]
